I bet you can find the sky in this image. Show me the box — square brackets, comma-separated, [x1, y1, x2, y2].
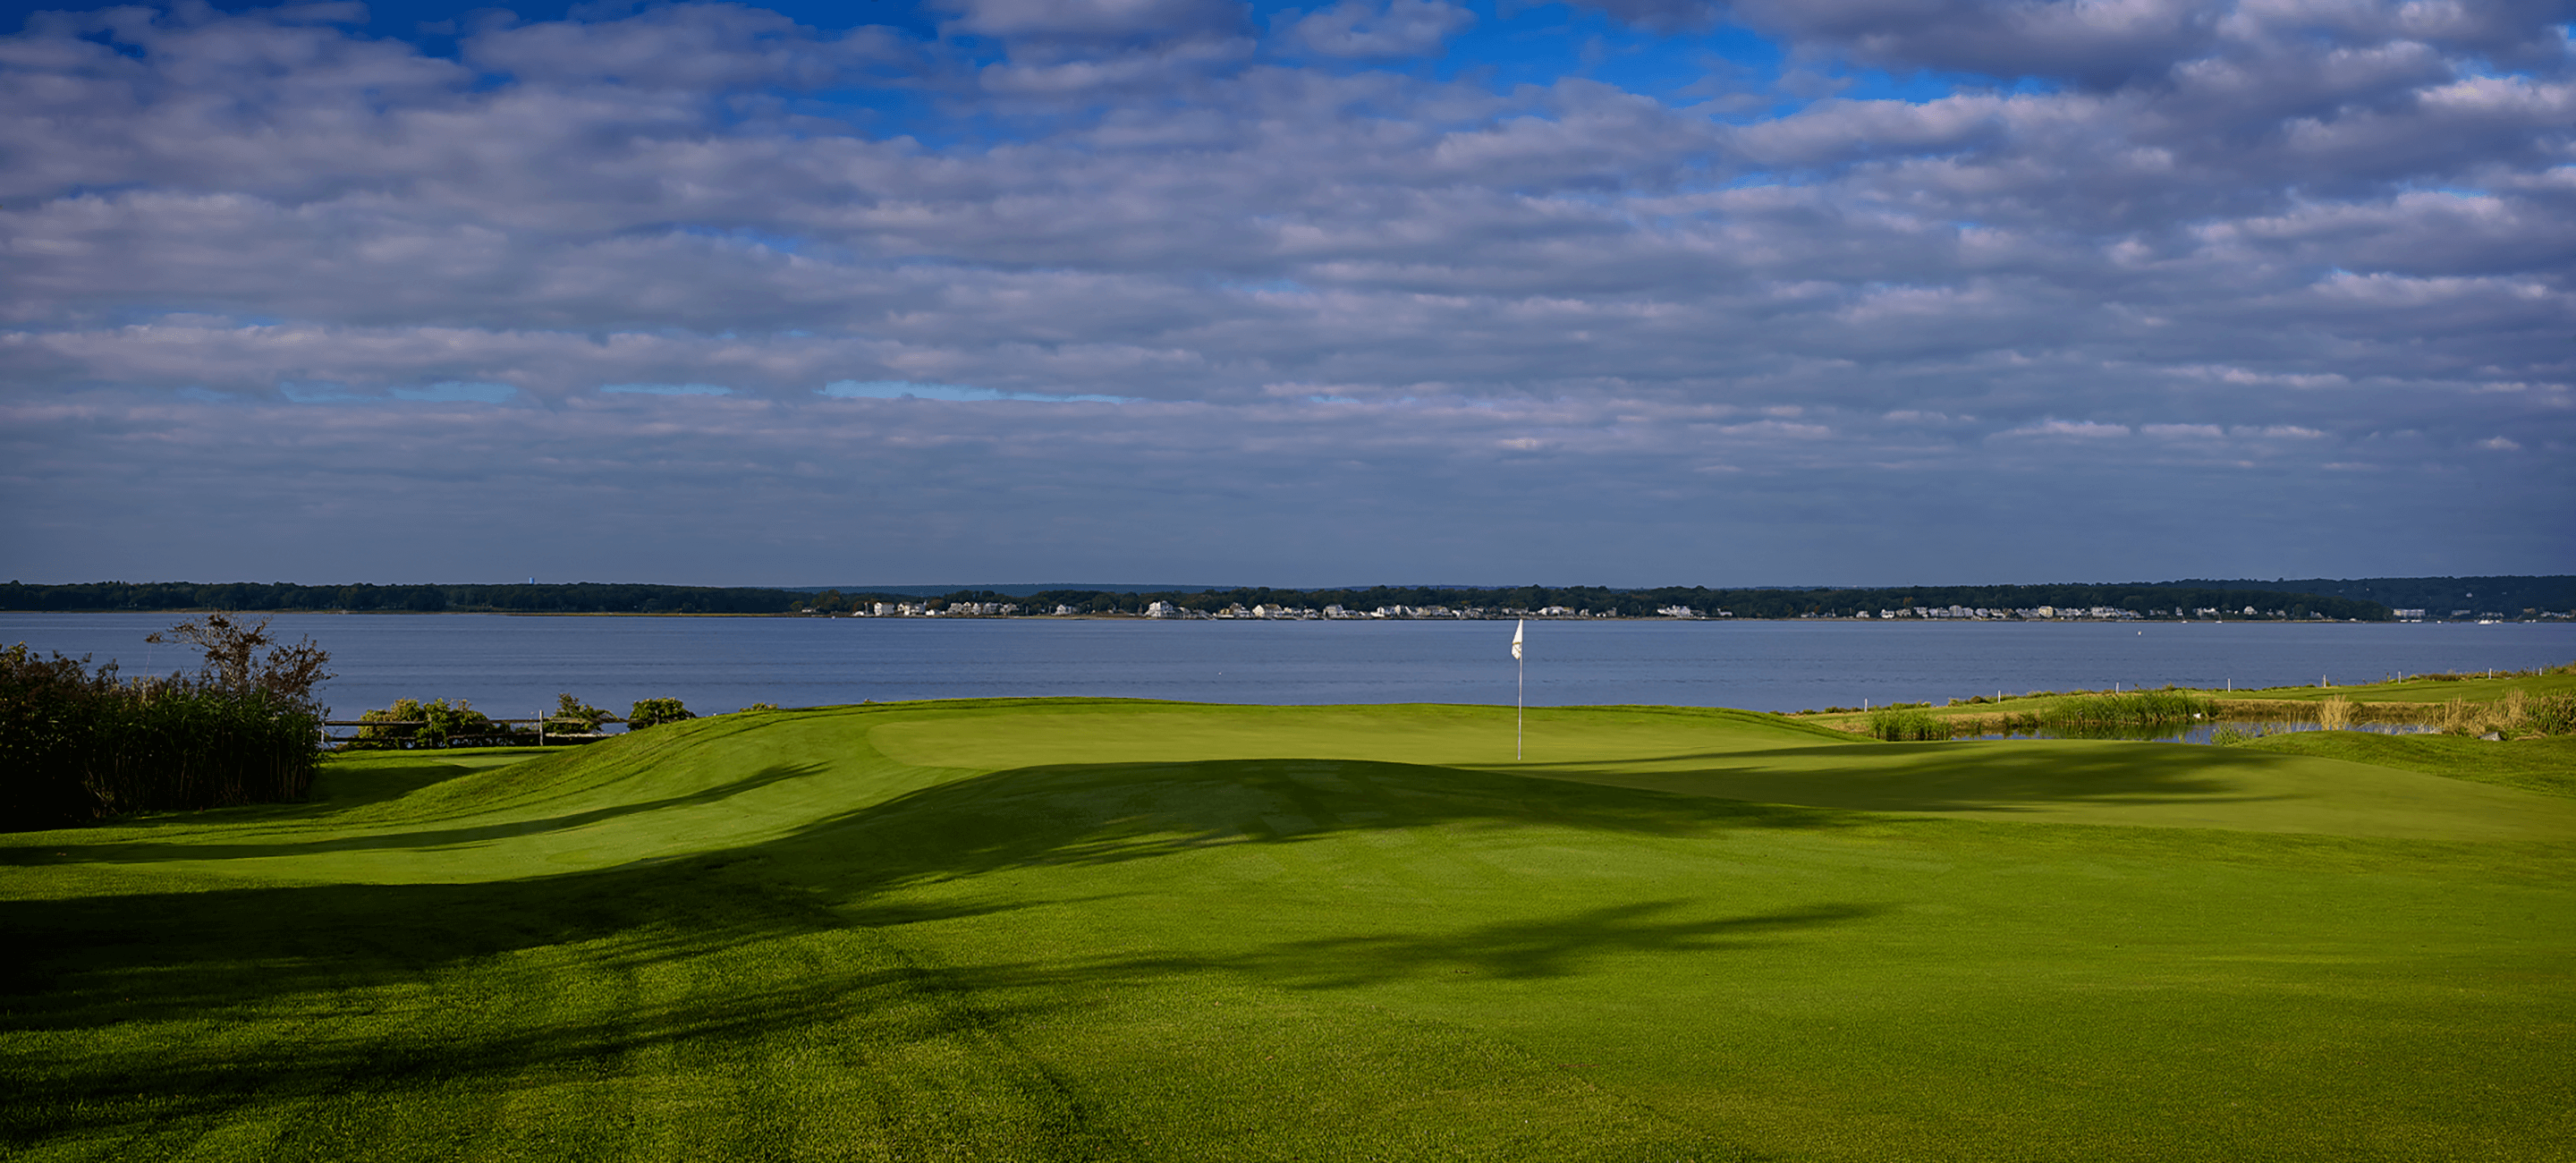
[1, 0, 2570, 589]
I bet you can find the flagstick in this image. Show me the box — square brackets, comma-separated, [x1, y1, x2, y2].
[1510, 618, 1526, 761]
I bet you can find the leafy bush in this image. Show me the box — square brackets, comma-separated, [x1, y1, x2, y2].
[350, 698, 428, 747]
[547, 692, 613, 736]
[347, 697, 527, 749]
[419, 699, 511, 747]
[2208, 725, 2259, 746]
[630, 698, 695, 729]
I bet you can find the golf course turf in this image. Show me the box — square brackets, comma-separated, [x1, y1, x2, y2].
[5, 700, 2572, 1161]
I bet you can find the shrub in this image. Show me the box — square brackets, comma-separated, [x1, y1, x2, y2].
[2209, 725, 2259, 746]
[630, 698, 695, 729]
[348, 697, 526, 749]
[419, 698, 511, 747]
[546, 692, 613, 736]
[145, 613, 331, 703]
[350, 698, 428, 748]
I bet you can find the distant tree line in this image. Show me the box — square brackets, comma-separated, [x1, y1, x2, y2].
[1005, 584, 2394, 621]
[1, 580, 2402, 620]
[0, 581, 847, 615]
[2157, 575, 2574, 617]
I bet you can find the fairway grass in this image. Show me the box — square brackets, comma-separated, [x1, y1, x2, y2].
[5, 700, 2573, 1161]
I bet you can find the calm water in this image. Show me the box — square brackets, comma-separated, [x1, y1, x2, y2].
[6, 614, 2570, 724]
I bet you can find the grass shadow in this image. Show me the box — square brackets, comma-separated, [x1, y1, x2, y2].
[1513, 741, 2292, 815]
[13, 762, 828, 864]
[747, 757, 1869, 886]
[1230, 900, 1885, 989]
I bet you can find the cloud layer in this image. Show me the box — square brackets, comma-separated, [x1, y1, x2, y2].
[2, 0, 2568, 584]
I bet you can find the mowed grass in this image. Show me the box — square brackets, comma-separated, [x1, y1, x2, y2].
[2246, 667, 2576, 705]
[4, 700, 2573, 1162]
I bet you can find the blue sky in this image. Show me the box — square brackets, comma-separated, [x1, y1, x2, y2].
[1, 0, 2569, 587]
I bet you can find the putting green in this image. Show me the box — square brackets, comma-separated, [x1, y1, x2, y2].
[5, 699, 2573, 1162]
[869, 701, 2576, 840]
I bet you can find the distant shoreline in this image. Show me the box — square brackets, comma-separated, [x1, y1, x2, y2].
[6, 608, 2561, 624]
[10, 577, 2569, 622]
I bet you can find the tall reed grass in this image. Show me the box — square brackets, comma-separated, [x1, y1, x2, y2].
[1866, 707, 1950, 741]
[2038, 691, 2213, 727]
[2429, 692, 2576, 738]
[1, 645, 320, 830]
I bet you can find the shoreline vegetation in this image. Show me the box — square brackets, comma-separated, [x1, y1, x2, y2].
[13, 576, 2576, 621]
[1817, 661, 2576, 741]
[0, 615, 332, 830]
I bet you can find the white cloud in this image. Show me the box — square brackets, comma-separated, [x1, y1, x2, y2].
[1996, 420, 2135, 439]
[0, 0, 2567, 582]
[1283, 0, 1475, 58]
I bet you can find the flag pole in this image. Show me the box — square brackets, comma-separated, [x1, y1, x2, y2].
[1512, 619, 1525, 761]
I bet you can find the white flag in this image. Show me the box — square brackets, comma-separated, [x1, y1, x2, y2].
[1511, 619, 1524, 660]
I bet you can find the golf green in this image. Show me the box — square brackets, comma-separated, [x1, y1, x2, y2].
[5, 699, 2572, 1160]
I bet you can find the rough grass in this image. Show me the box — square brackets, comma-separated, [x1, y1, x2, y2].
[1812, 664, 2576, 734]
[4, 699, 2574, 1162]
[2232, 663, 2576, 705]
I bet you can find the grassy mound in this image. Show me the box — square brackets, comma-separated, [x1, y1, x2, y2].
[5, 700, 2573, 1161]
[2233, 731, 2576, 800]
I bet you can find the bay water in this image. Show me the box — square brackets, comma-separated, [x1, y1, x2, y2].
[5, 613, 2569, 726]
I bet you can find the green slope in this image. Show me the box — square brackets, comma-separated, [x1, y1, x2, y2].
[2232, 731, 2576, 799]
[5, 700, 2573, 1162]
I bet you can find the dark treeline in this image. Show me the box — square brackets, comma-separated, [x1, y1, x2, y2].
[1013, 583, 2392, 620]
[3, 580, 2403, 620]
[2160, 576, 2574, 616]
[0, 581, 843, 615]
